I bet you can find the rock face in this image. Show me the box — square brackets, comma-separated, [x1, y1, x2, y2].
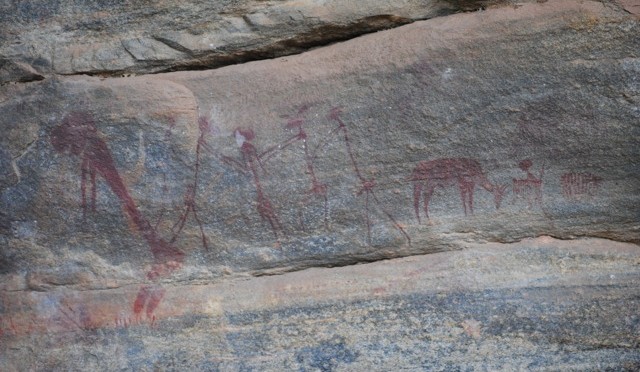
[0, 0, 473, 81]
[1, 0, 639, 370]
[2, 237, 640, 370]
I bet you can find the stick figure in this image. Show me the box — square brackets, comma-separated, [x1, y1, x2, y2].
[221, 127, 300, 239]
[51, 111, 184, 320]
[318, 107, 410, 245]
[512, 159, 544, 208]
[282, 105, 329, 230]
[169, 116, 210, 250]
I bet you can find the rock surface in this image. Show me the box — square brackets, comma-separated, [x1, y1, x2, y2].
[0, 0, 478, 82]
[2, 237, 639, 370]
[618, 0, 640, 17]
[1, 0, 639, 369]
[1, 0, 638, 284]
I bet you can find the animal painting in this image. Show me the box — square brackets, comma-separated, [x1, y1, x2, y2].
[409, 158, 507, 222]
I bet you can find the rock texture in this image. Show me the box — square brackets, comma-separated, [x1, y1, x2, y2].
[2, 237, 639, 370]
[2, 0, 638, 282]
[1, 0, 639, 369]
[0, 0, 482, 82]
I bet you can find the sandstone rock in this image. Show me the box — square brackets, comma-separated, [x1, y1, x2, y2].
[1, 0, 638, 286]
[0, 0, 472, 81]
[1, 0, 639, 369]
[1, 237, 639, 369]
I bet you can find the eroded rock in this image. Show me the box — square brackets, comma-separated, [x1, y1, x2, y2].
[0, 0, 473, 80]
[1, 237, 639, 369]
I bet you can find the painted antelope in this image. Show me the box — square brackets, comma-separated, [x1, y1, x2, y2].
[409, 158, 507, 222]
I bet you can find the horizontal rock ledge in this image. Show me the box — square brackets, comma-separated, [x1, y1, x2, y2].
[1, 0, 638, 291]
[1, 237, 639, 369]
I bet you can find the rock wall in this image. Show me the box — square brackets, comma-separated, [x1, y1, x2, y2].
[1, 0, 473, 81]
[1, 0, 639, 370]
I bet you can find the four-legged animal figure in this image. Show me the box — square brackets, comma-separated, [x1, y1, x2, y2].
[409, 158, 507, 222]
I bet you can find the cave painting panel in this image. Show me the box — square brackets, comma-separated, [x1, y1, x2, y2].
[50, 107, 601, 257]
[52, 105, 599, 260]
[47, 106, 600, 323]
[33, 95, 620, 335]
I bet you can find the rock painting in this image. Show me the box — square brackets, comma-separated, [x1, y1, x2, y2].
[51, 111, 184, 321]
[221, 126, 300, 239]
[561, 172, 602, 200]
[325, 107, 410, 245]
[281, 104, 329, 231]
[512, 159, 543, 208]
[219, 105, 410, 245]
[49, 107, 601, 257]
[170, 116, 211, 250]
[409, 158, 506, 221]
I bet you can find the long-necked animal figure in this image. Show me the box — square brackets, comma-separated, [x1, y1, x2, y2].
[409, 158, 507, 222]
